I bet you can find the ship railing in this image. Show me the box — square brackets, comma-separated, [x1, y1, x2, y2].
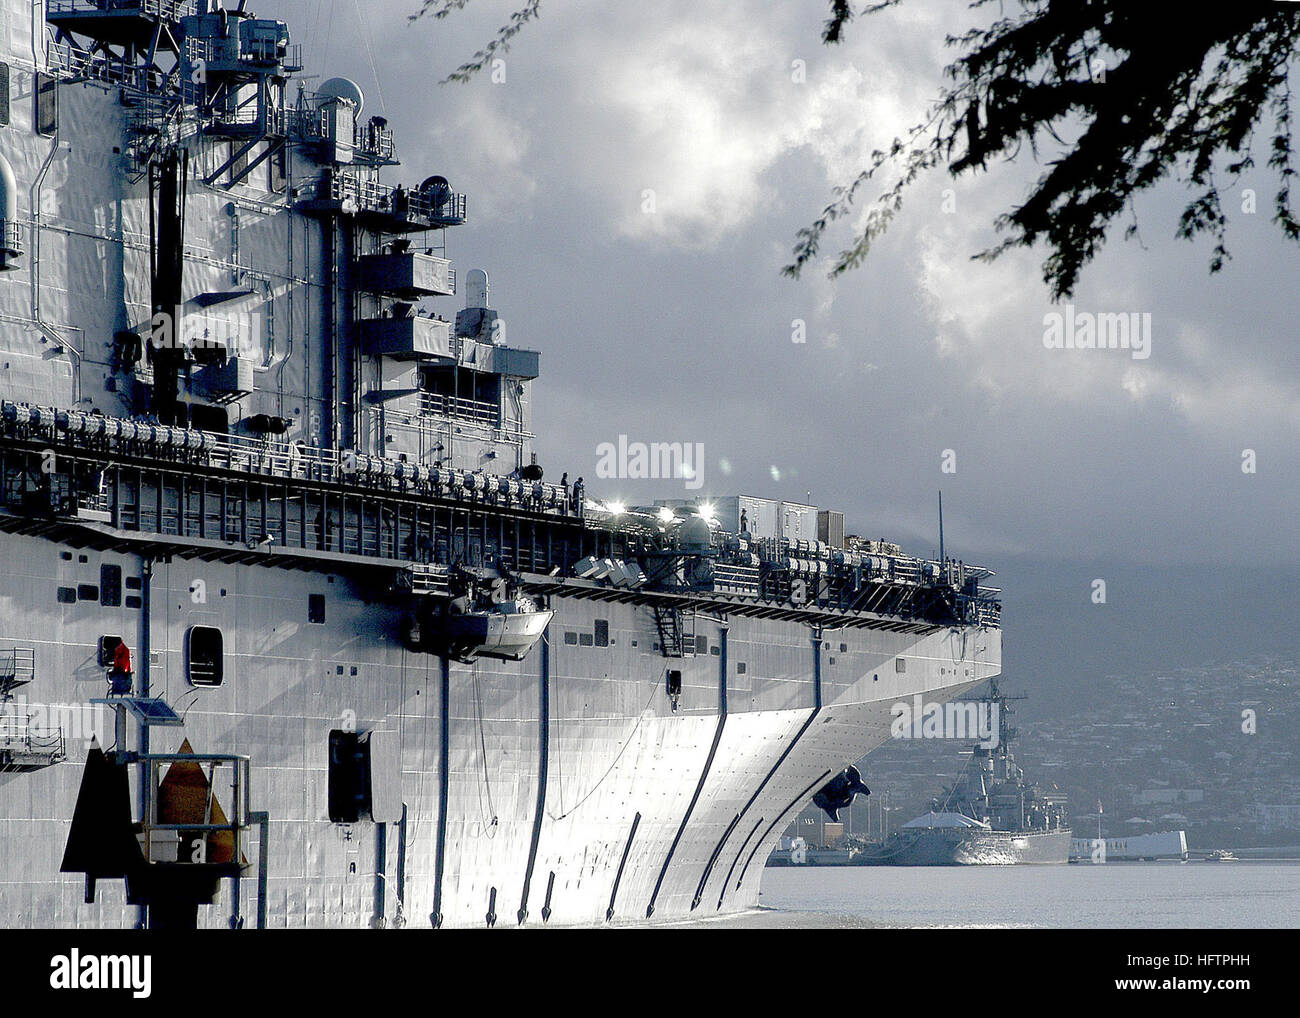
[373, 391, 515, 443]
[289, 106, 335, 145]
[0, 712, 66, 762]
[722, 531, 1005, 625]
[208, 432, 344, 482]
[288, 102, 395, 160]
[188, 75, 277, 134]
[744, 534, 992, 589]
[274, 42, 303, 72]
[712, 562, 761, 596]
[357, 123, 396, 162]
[205, 101, 264, 132]
[208, 430, 557, 506]
[75, 489, 112, 519]
[889, 558, 922, 583]
[417, 391, 499, 426]
[966, 599, 1002, 627]
[137, 752, 250, 869]
[47, 39, 171, 94]
[182, 35, 214, 67]
[0, 648, 35, 693]
[126, 98, 189, 175]
[331, 173, 386, 213]
[183, 34, 301, 74]
[46, 0, 196, 18]
[655, 525, 1003, 605]
[405, 563, 452, 596]
[330, 174, 468, 226]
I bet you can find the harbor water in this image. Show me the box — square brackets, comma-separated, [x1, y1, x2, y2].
[701, 862, 1300, 928]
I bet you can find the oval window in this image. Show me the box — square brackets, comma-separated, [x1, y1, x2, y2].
[187, 625, 224, 687]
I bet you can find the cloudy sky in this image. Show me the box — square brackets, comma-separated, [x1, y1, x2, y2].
[273, 1, 1298, 582]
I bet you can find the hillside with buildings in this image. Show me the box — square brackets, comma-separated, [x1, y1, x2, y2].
[785, 656, 1299, 854]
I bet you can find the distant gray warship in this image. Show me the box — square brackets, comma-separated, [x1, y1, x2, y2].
[0, 0, 1002, 928]
[859, 682, 1068, 865]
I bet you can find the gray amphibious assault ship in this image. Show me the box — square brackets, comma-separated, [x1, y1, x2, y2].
[0, 0, 1002, 928]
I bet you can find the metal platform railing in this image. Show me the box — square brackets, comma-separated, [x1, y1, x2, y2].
[405, 563, 452, 596]
[0, 648, 35, 693]
[418, 390, 499, 426]
[712, 562, 761, 595]
[138, 752, 250, 868]
[330, 174, 467, 226]
[291, 107, 395, 159]
[0, 713, 66, 768]
[47, 39, 169, 93]
[356, 123, 396, 163]
[183, 34, 301, 72]
[47, 0, 196, 18]
[1, 400, 573, 522]
[967, 600, 1002, 627]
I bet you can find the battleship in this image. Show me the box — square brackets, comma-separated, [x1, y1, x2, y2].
[856, 682, 1070, 865]
[0, 0, 1002, 928]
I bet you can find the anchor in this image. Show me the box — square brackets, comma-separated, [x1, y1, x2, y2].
[812, 766, 871, 822]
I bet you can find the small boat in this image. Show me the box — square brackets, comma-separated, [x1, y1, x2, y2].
[444, 596, 553, 662]
[1204, 849, 1239, 862]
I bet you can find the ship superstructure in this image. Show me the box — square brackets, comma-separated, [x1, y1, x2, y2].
[0, 0, 1002, 928]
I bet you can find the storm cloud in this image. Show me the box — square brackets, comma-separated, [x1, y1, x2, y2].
[278, 0, 1299, 573]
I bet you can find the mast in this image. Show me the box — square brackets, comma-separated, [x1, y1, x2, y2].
[938, 490, 945, 569]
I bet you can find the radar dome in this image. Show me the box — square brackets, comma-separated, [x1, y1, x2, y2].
[318, 77, 364, 116]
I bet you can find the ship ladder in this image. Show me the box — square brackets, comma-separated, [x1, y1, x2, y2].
[653, 604, 685, 658]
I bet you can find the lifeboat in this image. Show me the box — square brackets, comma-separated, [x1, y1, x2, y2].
[443, 596, 552, 662]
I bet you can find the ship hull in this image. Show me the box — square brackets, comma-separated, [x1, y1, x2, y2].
[860, 828, 1071, 866]
[0, 0, 1005, 930]
[0, 525, 1000, 927]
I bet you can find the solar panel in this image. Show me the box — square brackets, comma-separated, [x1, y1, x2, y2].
[128, 698, 182, 725]
[91, 696, 184, 726]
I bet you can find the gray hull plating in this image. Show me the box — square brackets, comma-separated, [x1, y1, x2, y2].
[0, 531, 1000, 927]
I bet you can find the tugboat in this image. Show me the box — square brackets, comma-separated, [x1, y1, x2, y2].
[858, 681, 1070, 865]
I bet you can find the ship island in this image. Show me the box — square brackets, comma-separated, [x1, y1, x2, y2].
[0, 0, 1002, 928]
